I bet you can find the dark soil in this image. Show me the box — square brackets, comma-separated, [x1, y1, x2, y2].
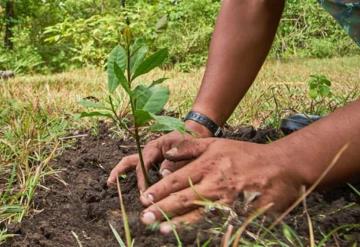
[4, 124, 360, 246]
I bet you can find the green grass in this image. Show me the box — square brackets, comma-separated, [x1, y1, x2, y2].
[0, 55, 359, 244]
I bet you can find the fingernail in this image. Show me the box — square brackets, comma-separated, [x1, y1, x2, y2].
[160, 169, 171, 177]
[142, 211, 156, 224]
[106, 179, 113, 187]
[141, 193, 154, 205]
[243, 191, 261, 205]
[166, 147, 178, 157]
[147, 193, 154, 202]
[160, 223, 173, 234]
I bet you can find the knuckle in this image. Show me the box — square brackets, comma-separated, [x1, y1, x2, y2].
[169, 177, 181, 189]
[122, 155, 135, 164]
[135, 165, 142, 174]
[173, 193, 191, 207]
[121, 157, 130, 163]
[146, 140, 160, 150]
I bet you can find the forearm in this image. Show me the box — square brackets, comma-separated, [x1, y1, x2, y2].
[190, 0, 285, 126]
[275, 99, 360, 186]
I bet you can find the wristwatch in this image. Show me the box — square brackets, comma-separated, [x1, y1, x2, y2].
[185, 111, 223, 137]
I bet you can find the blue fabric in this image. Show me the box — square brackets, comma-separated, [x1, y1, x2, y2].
[318, 0, 360, 46]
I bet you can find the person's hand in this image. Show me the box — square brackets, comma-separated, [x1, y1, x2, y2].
[107, 121, 213, 192]
[138, 138, 309, 234]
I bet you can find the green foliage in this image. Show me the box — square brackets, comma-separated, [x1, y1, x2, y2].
[150, 115, 186, 132]
[108, 46, 128, 93]
[81, 29, 185, 187]
[44, 14, 124, 68]
[306, 74, 341, 115]
[0, 0, 359, 73]
[0, 46, 43, 73]
[132, 48, 168, 80]
[308, 74, 332, 100]
[271, 0, 358, 59]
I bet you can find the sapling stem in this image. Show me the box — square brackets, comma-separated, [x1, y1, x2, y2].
[133, 127, 150, 188]
[124, 32, 150, 188]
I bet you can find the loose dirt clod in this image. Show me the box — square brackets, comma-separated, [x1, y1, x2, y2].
[4, 124, 360, 246]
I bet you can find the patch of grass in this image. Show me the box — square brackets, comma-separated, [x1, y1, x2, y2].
[0, 229, 15, 245]
[0, 73, 97, 241]
[0, 102, 65, 224]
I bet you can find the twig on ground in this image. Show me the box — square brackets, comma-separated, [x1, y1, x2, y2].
[71, 231, 83, 247]
[221, 224, 233, 247]
[59, 134, 88, 140]
[301, 186, 315, 247]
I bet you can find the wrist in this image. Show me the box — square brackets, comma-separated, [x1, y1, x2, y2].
[185, 120, 213, 138]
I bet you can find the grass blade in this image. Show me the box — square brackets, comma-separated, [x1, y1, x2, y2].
[116, 176, 132, 247]
[109, 223, 127, 247]
[347, 183, 360, 197]
[317, 224, 360, 247]
[153, 204, 183, 247]
[301, 186, 315, 247]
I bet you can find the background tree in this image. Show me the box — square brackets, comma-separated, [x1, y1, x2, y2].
[3, 0, 14, 50]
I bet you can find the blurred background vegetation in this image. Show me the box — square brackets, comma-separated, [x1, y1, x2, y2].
[0, 0, 359, 74]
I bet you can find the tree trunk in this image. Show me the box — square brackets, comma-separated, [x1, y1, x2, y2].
[4, 0, 14, 50]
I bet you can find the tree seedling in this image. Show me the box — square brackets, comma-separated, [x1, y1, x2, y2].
[308, 74, 332, 100]
[307, 74, 333, 114]
[80, 27, 186, 188]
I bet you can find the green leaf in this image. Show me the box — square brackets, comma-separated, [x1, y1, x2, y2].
[132, 48, 168, 80]
[134, 109, 153, 126]
[132, 85, 151, 109]
[155, 15, 168, 31]
[130, 40, 148, 75]
[80, 111, 112, 118]
[319, 85, 331, 97]
[133, 85, 169, 114]
[131, 45, 148, 74]
[114, 62, 130, 94]
[282, 224, 295, 245]
[308, 80, 317, 90]
[150, 115, 186, 133]
[107, 45, 127, 93]
[143, 86, 169, 113]
[309, 89, 318, 99]
[150, 77, 168, 87]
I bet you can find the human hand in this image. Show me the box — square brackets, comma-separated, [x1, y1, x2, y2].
[138, 138, 308, 234]
[107, 121, 212, 192]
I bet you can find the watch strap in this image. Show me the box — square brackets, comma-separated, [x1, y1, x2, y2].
[185, 111, 223, 137]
